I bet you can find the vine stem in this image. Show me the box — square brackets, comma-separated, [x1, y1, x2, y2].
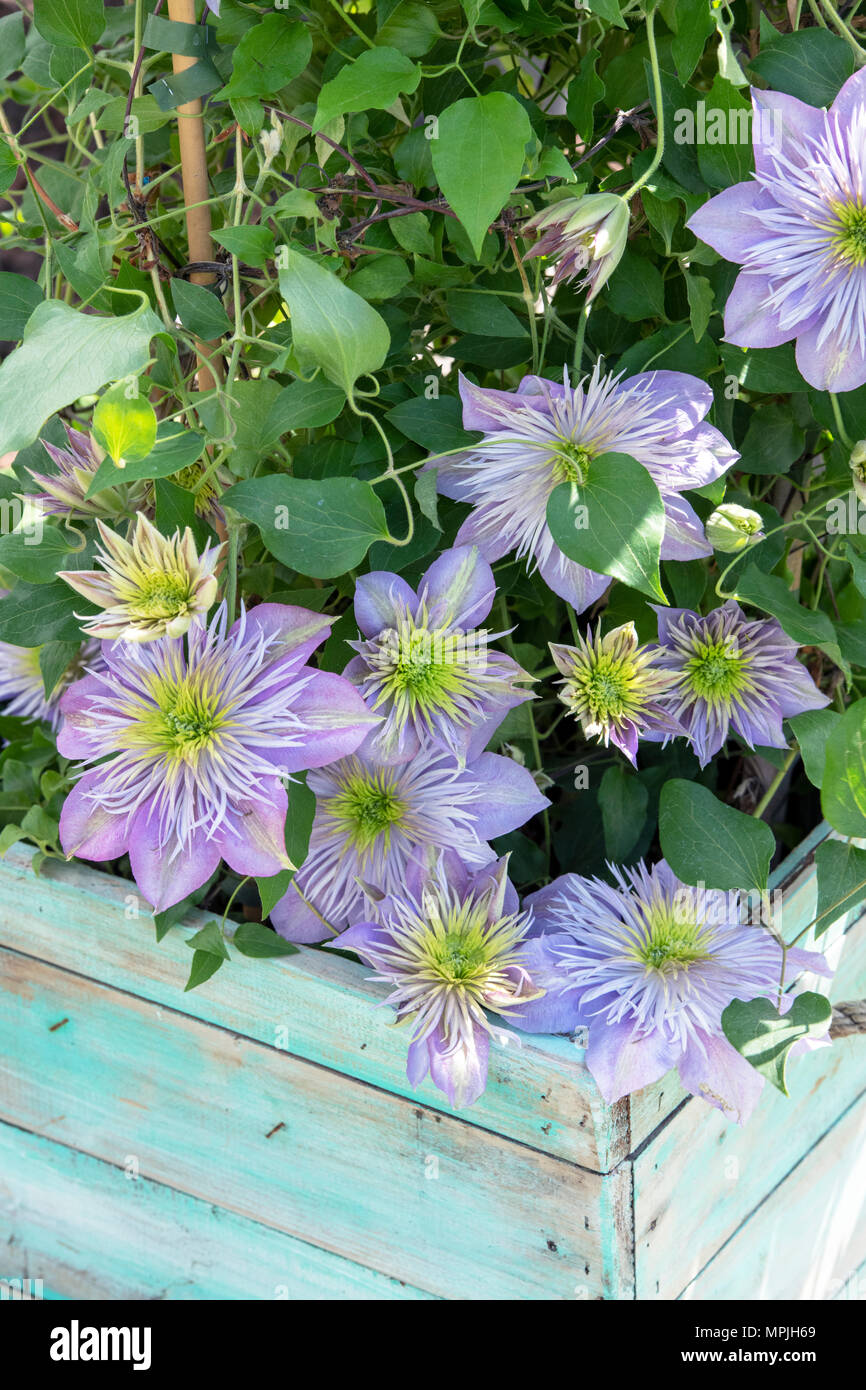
[507, 231, 540, 376]
[623, 6, 664, 200]
[752, 746, 799, 819]
[819, 0, 866, 63]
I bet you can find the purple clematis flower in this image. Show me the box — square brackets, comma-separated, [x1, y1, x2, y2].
[687, 70, 866, 391]
[0, 639, 102, 731]
[270, 743, 549, 944]
[343, 544, 534, 765]
[56, 603, 377, 913]
[426, 365, 737, 611]
[329, 856, 556, 1109]
[510, 859, 831, 1124]
[645, 601, 830, 767]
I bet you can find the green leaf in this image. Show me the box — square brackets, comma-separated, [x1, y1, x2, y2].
[213, 224, 275, 269]
[0, 140, 17, 196]
[718, 343, 805, 394]
[0, 298, 163, 455]
[737, 566, 845, 674]
[738, 403, 805, 476]
[546, 452, 666, 603]
[599, 765, 648, 861]
[606, 250, 666, 322]
[222, 16, 312, 100]
[822, 699, 866, 837]
[814, 839, 866, 937]
[39, 641, 79, 698]
[659, 779, 775, 891]
[96, 94, 171, 135]
[721, 993, 832, 1094]
[0, 527, 84, 585]
[314, 46, 421, 130]
[685, 272, 714, 342]
[170, 278, 231, 339]
[788, 709, 840, 790]
[184, 950, 225, 991]
[185, 919, 230, 959]
[33, 0, 103, 50]
[278, 248, 391, 395]
[0, 581, 89, 646]
[86, 420, 205, 494]
[749, 29, 855, 108]
[233, 920, 299, 958]
[223, 474, 389, 578]
[386, 394, 480, 452]
[585, 0, 625, 25]
[670, 0, 714, 82]
[0, 273, 42, 341]
[0, 13, 26, 81]
[695, 77, 754, 189]
[376, 1, 442, 57]
[431, 94, 531, 257]
[92, 380, 158, 466]
[263, 379, 347, 437]
[257, 770, 317, 917]
[566, 50, 605, 143]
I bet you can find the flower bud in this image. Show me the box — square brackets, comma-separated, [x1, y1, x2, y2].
[850, 440, 866, 504]
[524, 193, 630, 299]
[705, 503, 765, 553]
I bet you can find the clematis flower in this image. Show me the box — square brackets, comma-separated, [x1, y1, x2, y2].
[330, 856, 555, 1109]
[523, 192, 630, 297]
[269, 744, 549, 943]
[56, 603, 378, 913]
[510, 859, 830, 1124]
[687, 70, 866, 391]
[26, 426, 145, 522]
[646, 601, 829, 767]
[0, 640, 101, 731]
[426, 365, 737, 611]
[344, 544, 534, 765]
[58, 514, 223, 643]
[705, 503, 765, 553]
[550, 621, 682, 765]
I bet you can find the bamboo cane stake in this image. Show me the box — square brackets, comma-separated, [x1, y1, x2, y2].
[166, 0, 220, 390]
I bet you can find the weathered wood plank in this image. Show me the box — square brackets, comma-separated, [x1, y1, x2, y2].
[0, 845, 627, 1171]
[633, 910, 866, 1300]
[678, 1093, 866, 1301]
[0, 947, 620, 1300]
[0, 1121, 436, 1300]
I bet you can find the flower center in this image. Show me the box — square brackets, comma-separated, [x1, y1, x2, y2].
[832, 199, 866, 268]
[131, 569, 193, 620]
[551, 439, 593, 486]
[685, 638, 748, 702]
[635, 912, 710, 973]
[368, 616, 482, 731]
[328, 769, 406, 851]
[580, 656, 632, 721]
[145, 676, 223, 763]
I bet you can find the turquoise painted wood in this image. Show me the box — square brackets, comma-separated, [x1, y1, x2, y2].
[0, 826, 863, 1300]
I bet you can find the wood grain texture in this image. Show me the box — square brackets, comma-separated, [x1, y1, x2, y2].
[0, 947, 616, 1300]
[633, 910, 866, 1300]
[0, 844, 628, 1172]
[678, 1093, 866, 1301]
[0, 1121, 436, 1301]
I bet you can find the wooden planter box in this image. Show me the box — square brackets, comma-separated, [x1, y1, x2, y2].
[1, 823, 864, 1301]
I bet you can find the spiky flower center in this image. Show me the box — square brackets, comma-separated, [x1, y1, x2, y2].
[579, 654, 634, 722]
[172, 460, 219, 516]
[627, 904, 711, 974]
[383, 625, 463, 708]
[147, 677, 224, 762]
[423, 907, 493, 985]
[685, 637, 749, 702]
[327, 769, 406, 851]
[131, 569, 193, 620]
[832, 198, 866, 268]
[551, 438, 593, 485]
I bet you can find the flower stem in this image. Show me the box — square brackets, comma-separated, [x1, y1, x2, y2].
[818, 0, 866, 63]
[830, 391, 853, 448]
[623, 7, 665, 200]
[752, 746, 799, 819]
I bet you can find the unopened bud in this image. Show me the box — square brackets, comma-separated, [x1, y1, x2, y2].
[706, 504, 765, 553]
